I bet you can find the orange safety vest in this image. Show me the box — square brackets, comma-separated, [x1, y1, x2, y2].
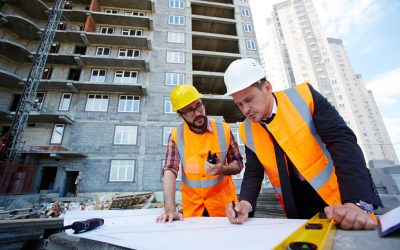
[171, 118, 237, 217]
[239, 83, 341, 211]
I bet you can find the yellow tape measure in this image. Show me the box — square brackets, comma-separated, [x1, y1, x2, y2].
[273, 213, 336, 250]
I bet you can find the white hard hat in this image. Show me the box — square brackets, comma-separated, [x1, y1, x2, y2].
[224, 58, 265, 95]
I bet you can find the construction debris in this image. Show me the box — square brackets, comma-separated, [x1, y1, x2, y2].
[0, 192, 161, 249]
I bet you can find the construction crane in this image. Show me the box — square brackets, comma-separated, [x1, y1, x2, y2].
[4, 0, 67, 161]
[0, 0, 67, 192]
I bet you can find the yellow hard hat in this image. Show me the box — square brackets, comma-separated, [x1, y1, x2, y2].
[170, 84, 203, 111]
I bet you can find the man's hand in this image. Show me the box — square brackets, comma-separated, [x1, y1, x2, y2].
[226, 200, 250, 224]
[156, 211, 183, 223]
[205, 161, 225, 176]
[324, 203, 377, 230]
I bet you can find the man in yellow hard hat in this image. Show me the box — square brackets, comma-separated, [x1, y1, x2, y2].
[156, 84, 243, 223]
[224, 58, 382, 230]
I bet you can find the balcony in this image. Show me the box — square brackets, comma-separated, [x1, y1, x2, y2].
[0, 104, 74, 124]
[192, 15, 237, 36]
[193, 71, 226, 95]
[202, 95, 244, 123]
[82, 33, 150, 48]
[21, 146, 87, 159]
[28, 104, 75, 124]
[78, 56, 149, 70]
[6, 0, 48, 20]
[192, 51, 240, 73]
[0, 70, 24, 90]
[192, 33, 239, 53]
[72, 81, 147, 95]
[42, 53, 149, 70]
[191, 0, 234, 19]
[37, 80, 78, 92]
[98, 0, 154, 12]
[91, 12, 152, 29]
[0, 40, 32, 63]
[0, 14, 41, 40]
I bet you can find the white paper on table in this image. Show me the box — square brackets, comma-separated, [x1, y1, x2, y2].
[378, 206, 400, 236]
[64, 208, 306, 250]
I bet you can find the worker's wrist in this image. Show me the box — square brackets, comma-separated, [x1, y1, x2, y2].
[240, 200, 253, 213]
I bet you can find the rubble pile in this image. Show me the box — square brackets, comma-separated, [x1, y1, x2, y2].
[0, 192, 161, 249]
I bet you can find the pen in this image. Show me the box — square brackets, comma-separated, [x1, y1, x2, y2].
[232, 200, 239, 221]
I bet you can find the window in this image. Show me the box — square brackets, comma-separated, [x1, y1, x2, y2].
[167, 51, 185, 63]
[74, 45, 87, 55]
[114, 70, 138, 84]
[125, 11, 145, 16]
[86, 94, 109, 111]
[96, 47, 111, 56]
[121, 28, 143, 36]
[104, 9, 118, 14]
[50, 124, 65, 144]
[246, 40, 257, 50]
[165, 73, 185, 86]
[231, 127, 244, 146]
[241, 8, 250, 17]
[58, 21, 67, 30]
[90, 69, 106, 82]
[59, 93, 72, 111]
[109, 160, 135, 182]
[64, 1, 72, 9]
[100, 27, 114, 34]
[67, 68, 81, 81]
[169, 0, 185, 9]
[164, 97, 174, 113]
[42, 67, 53, 80]
[10, 94, 21, 112]
[243, 23, 253, 32]
[118, 48, 140, 58]
[33, 92, 45, 111]
[167, 32, 185, 43]
[114, 126, 138, 145]
[118, 95, 140, 112]
[50, 43, 60, 53]
[168, 15, 185, 25]
[163, 127, 174, 145]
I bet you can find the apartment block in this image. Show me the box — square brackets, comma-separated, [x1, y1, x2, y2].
[260, 0, 398, 164]
[0, 0, 258, 195]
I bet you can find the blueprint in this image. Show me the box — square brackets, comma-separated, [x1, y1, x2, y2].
[64, 208, 306, 250]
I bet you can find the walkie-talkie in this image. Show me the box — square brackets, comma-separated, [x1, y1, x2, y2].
[207, 150, 217, 164]
[61, 218, 104, 234]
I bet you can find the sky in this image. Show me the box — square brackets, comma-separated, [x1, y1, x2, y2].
[249, 0, 400, 161]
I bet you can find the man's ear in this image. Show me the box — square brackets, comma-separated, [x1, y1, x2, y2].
[177, 111, 182, 118]
[264, 80, 273, 93]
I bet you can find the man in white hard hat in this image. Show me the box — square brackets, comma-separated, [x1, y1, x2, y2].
[224, 58, 382, 230]
[156, 84, 243, 223]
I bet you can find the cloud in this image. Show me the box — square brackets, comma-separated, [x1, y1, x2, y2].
[314, 0, 384, 47]
[366, 68, 400, 106]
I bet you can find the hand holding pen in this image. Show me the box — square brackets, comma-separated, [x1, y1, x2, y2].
[226, 200, 251, 224]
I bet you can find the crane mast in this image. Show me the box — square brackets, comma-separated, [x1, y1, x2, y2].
[5, 0, 67, 162]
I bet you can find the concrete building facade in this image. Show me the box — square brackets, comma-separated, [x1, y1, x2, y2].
[0, 0, 258, 195]
[260, 0, 398, 164]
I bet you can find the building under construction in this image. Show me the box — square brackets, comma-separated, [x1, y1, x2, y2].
[0, 0, 259, 195]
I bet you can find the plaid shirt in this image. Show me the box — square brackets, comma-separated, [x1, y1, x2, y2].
[162, 121, 243, 176]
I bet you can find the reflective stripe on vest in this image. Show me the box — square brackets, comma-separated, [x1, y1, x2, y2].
[177, 122, 227, 188]
[285, 88, 334, 191]
[244, 88, 334, 193]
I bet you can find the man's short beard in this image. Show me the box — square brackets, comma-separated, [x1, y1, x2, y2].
[184, 115, 207, 130]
